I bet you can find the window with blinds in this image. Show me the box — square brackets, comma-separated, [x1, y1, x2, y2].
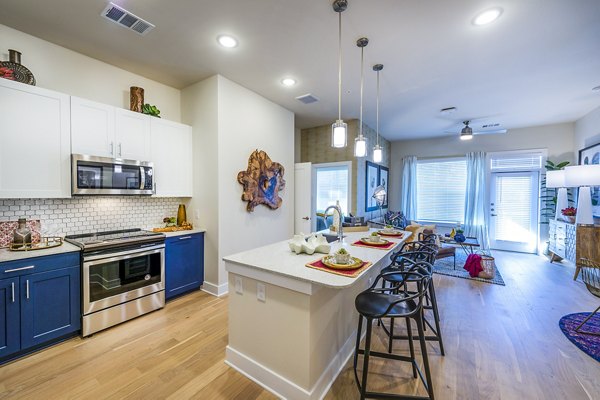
[416, 158, 467, 223]
[315, 165, 350, 215]
[490, 153, 543, 171]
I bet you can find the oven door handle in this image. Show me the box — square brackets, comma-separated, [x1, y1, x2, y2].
[83, 245, 165, 263]
[140, 167, 146, 190]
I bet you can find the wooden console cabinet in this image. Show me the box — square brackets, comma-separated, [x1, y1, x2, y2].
[574, 225, 600, 280]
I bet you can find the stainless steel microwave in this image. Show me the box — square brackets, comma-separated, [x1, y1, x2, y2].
[72, 154, 154, 195]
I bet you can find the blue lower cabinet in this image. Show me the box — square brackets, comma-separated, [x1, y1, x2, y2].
[0, 277, 20, 359]
[20, 266, 81, 349]
[165, 233, 204, 300]
[0, 252, 81, 363]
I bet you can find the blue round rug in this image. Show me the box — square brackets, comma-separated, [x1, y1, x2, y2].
[559, 312, 600, 362]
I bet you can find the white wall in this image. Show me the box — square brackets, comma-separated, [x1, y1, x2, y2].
[389, 122, 575, 210]
[0, 24, 181, 121]
[181, 76, 220, 286]
[182, 75, 295, 294]
[575, 105, 600, 156]
[217, 76, 295, 287]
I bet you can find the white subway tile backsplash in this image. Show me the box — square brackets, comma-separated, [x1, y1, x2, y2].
[0, 197, 183, 236]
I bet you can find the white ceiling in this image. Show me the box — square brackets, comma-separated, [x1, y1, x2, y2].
[0, 0, 599, 140]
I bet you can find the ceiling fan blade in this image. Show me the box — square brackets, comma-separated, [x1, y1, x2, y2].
[473, 129, 508, 135]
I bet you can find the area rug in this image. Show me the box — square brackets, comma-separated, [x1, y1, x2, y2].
[433, 251, 505, 286]
[559, 312, 600, 362]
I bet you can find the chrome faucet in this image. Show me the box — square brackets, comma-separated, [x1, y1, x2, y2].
[323, 204, 344, 242]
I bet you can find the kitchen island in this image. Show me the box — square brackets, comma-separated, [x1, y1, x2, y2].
[223, 229, 410, 400]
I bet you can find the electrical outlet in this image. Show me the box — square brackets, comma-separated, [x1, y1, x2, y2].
[257, 283, 266, 302]
[234, 276, 243, 294]
[194, 209, 200, 221]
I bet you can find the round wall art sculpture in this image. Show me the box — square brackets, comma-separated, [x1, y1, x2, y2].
[237, 150, 286, 212]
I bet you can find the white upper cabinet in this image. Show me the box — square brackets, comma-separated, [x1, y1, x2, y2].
[0, 79, 71, 198]
[115, 109, 151, 160]
[71, 98, 151, 161]
[150, 118, 193, 197]
[71, 97, 116, 157]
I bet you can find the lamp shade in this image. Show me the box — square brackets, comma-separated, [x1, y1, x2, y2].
[546, 170, 566, 188]
[564, 165, 600, 187]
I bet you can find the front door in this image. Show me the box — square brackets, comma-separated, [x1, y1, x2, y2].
[489, 171, 539, 253]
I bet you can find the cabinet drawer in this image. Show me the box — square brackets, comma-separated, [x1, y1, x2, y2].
[0, 252, 80, 278]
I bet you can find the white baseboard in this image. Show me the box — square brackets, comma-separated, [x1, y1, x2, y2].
[201, 281, 229, 297]
[225, 330, 359, 400]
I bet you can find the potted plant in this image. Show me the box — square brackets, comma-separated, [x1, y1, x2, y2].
[561, 207, 577, 224]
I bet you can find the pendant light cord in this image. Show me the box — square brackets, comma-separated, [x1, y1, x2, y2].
[338, 11, 342, 121]
[359, 45, 364, 137]
[376, 69, 380, 146]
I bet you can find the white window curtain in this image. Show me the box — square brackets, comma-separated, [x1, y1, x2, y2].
[464, 151, 490, 249]
[401, 156, 417, 220]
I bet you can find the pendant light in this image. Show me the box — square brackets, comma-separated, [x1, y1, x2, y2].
[372, 63, 383, 163]
[354, 37, 369, 158]
[331, 0, 348, 148]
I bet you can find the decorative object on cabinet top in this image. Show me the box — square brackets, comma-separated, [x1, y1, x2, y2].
[237, 149, 286, 212]
[130, 86, 144, 113]
[0, 49, 35, 85]
[142, 103, 161, 118]
[153, 222, 194, 233]
[0, 219, 41, 247]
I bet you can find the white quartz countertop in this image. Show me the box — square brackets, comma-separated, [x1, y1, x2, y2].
[162, 228, 206, 238]
[0, 242, 81, 263]
[223, 229, 410, 289]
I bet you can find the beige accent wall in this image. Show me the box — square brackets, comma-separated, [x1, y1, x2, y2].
[388, 122, 576, 211]
[0, 24, 181, 121]
[574, 105, 600, 157]
[301, 119, 391, 217]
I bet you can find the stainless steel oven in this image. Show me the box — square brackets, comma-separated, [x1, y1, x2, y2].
[66, 229, 166, 336]
[72, 154, 154, 195]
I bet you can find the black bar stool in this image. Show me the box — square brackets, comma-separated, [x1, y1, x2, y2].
[354, 269, 435, 400]
[380, 248, 445, 356]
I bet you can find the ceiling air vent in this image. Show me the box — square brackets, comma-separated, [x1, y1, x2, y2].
[296, 94, 320, 104]
[101, 3, 155, 36]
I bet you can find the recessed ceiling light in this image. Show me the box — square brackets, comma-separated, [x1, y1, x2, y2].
[473, 8, 503, 26]
[217, 35, 238, 48]
[593, 85, 600, 92]
[281, 78, 296, 87]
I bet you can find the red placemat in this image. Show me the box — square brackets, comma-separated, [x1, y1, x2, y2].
[378, 231, 404, 238]
[351, 240, 396, 250]
[306, 258, 372, 278]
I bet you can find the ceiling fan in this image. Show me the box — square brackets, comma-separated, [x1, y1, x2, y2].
[446, 120, 507, 141]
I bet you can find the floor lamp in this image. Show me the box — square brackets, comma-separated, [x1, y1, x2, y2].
[565, 165, 600, 225]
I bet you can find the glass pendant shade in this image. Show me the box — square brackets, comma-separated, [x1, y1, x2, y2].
[373, 145, 383, 163]
[331, 120, 347, 148]
[354, 136, 367, 157]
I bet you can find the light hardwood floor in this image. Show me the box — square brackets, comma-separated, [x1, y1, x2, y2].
[1, 251, 599, 399]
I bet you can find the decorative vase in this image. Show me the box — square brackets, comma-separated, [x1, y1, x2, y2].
[454, 233, 466, 243]
[565, 215, 576, 224]
[130, 86, 144, 113]
[176, 204, 187, 226]
[0, 49, 35, 85]
[13, 218, 32, 247]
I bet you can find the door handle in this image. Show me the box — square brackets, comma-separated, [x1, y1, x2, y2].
[302, 216, 310, 221]
[491, 214, 498, 217]
[11, 282, 15, 303]
[26, 279, 30, 300]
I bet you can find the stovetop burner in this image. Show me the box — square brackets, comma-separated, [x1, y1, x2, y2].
[65, 228, 165, 251]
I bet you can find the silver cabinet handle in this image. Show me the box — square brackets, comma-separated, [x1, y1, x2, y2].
[110, 141, 114, 155]
[4, 265, 35, 273]
[118, 143, 122, 157]
[179, 236, 192, 240]
[11, 282, 15, 303]
[26, 279, 30, 300]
